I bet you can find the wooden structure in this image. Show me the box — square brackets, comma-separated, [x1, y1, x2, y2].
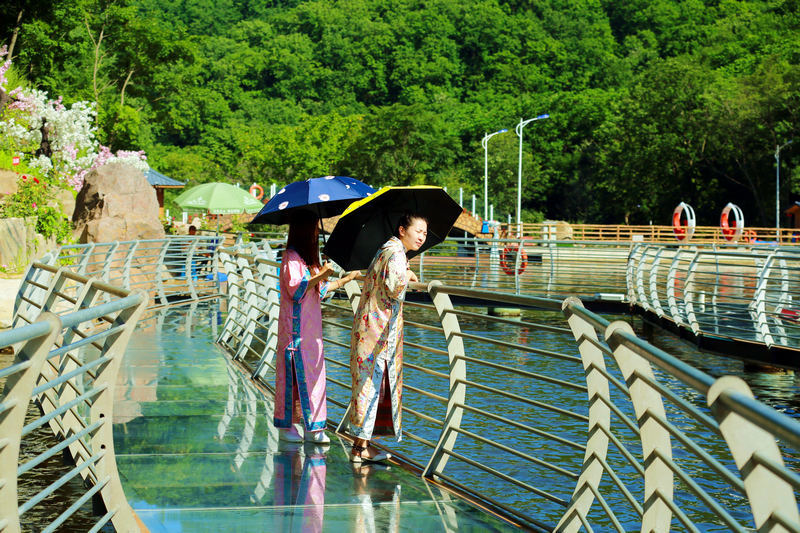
[145, 168, 185, 217]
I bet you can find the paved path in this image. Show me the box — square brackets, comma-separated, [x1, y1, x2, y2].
[114, 301, 516, 532]
[0, 276, 22, 329]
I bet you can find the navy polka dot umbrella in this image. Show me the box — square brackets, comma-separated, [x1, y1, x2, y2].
[249, 176, 375, 225]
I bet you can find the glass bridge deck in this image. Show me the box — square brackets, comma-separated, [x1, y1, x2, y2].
[113, 301, 516, 532]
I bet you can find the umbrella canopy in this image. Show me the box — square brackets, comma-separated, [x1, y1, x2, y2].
[323, 186, 462, 271]
[249, 175, 375, 225]
[174, 182, 264, 215]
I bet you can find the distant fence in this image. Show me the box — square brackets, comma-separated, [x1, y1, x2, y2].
[217, 243, 800, 532]
[1, 262, 148, 532]
[501, 223, 800, 245]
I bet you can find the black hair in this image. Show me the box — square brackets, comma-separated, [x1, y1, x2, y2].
[394, 213, 428, 238]
[286, 210, 321, 268]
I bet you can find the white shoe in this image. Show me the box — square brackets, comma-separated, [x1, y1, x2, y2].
[306, 430, 331, 444]
[279, 428, 303, 443]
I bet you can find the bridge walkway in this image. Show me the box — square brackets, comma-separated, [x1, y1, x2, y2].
[113, 301, 515, 532]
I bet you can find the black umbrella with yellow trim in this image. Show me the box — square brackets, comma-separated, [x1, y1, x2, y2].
[322, 186, 462, 271]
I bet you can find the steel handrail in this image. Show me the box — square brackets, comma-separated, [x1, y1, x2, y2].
[216, 243, 800, 531]
[2, 264, 148, 532]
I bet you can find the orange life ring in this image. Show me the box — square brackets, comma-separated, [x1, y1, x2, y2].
[500, 245, 528, 276]
[672, 202, 696, 241]
[249, 183, 264, 200]
[719, 203, 744, 242]
[672, 211, 686, 238]
[745, 230, 757, 243]
[720, 211, 735, 240]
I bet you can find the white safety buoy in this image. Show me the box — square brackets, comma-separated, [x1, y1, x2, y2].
[672, 202, 696, 242]
[720, 203, 744, 243]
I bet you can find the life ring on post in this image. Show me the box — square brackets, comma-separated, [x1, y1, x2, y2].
[500, 245, 528, 276]
[672, 202, 696, 242]
[719, 202, 744, 242]
[249, 183, 264, 200]
[745, 229, 757, 243]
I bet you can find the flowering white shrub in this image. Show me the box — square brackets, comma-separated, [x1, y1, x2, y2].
[0, 45, 147, 191]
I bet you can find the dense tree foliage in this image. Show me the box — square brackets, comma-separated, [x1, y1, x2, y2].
[2, 0, 798, 225]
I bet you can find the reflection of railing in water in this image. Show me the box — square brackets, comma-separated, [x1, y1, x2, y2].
[1, 263, 148, 532]
[218, 244, 800, 531]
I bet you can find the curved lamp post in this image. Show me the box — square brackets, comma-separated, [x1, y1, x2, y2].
[515, 114, 550, 237]
[776, 139, 794, 240]
[482, 129, 508, 221]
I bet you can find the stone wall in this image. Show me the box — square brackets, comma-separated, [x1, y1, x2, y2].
[0, 216, 37, 269]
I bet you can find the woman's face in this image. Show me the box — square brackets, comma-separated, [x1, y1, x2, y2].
[398, 218, 428, 252]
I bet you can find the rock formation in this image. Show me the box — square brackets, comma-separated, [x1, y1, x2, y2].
[73, 162, 164, 243]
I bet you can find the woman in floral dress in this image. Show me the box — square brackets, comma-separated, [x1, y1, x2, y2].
[348, 213, 428, 462]
[274, 212, 356, 443]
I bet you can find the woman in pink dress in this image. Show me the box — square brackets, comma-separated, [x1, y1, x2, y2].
[275, 212, 357, 443]
[348, 213, 427, 462]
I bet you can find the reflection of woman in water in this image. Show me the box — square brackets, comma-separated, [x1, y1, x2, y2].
[274, 211, 357, 443]
[348, 214, 427, 462]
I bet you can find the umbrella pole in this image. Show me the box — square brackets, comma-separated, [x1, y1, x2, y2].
[319, 217, 326, 263]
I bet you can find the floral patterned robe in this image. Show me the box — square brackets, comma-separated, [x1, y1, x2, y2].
[274, 248, 329, 431]
[349, 236, 408, 441]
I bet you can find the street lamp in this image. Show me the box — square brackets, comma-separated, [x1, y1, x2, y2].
[515, 114, 549, 236]
[776, 139, 794, 240]
[481, 129, 508, 221]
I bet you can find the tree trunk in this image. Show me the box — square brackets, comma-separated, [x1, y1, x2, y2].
[7, 9, 24, 60]
[36, 119, 53, 158]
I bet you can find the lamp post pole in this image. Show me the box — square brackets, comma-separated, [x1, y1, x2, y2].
[776, 139, 794, 240]
[515, 114, 549, 237]
[482, 129, 508, 221]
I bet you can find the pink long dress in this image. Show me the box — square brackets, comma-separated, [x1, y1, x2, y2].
[349, 236, 408, 441]
[273, 248, 328, 431]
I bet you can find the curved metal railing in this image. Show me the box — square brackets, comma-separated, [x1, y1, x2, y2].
[217, 243, 800, 531]
[627, 243, 800, 351]
[27, 236, 229, 307]
[1, 264, 148, 532]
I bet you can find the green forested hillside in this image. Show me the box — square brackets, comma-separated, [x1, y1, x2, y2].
[2, 0, 798, 225]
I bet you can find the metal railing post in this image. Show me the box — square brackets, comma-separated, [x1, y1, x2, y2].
[0, 314, 62, 533]
[750, 252, 777, 347]
[217, 252, 240, 346]
[335, 279, 362, 435]
[89, 289, 148, 532]
[649, 247, 665, 318]
[707, 376, 800, 530]
[423, 280, 467, 479]
[121, 241, 139, 290]
[556, 297, 611, 532]
[253, 258, 279, 378]
[684, 250, 702, 336]
[605, 320, 673, 532]
[666, 249, 685, 326]
[154, 240, 170, 304]
[234, 261, 259, 361]
[627, 243, 644, 305]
